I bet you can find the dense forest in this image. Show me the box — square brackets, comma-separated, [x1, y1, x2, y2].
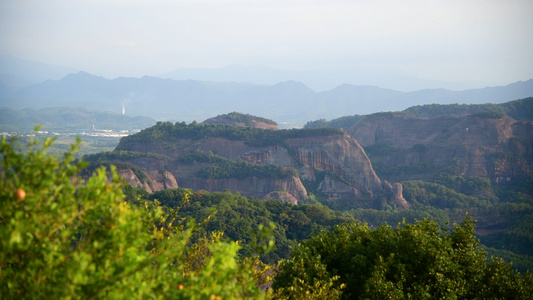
[2, 134, 532, 299]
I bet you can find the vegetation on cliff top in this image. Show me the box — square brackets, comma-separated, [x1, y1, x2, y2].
[213, 111, 278, 126]
[303, 97, 533, 129]
[116, 121, 344, 150]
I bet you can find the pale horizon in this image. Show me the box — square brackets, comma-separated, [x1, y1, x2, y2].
[1, 0, 532, 91]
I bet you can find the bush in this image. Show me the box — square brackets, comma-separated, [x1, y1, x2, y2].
[0, 134, 268, 299]
[273, 217, 533, 299]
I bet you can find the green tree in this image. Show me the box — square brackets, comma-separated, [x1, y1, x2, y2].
[0, 134, 268, 299]
[272, 217, 533, 299]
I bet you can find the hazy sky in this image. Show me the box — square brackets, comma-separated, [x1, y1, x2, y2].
[1, 0, 532, 90]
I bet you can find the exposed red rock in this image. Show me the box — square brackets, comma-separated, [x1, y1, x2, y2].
[114, 130, 390, 207]
[348, 113, 533, 183]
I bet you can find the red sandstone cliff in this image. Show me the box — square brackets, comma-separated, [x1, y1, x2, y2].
[114, 130, 390, 207]
[347, 113, 533, 183]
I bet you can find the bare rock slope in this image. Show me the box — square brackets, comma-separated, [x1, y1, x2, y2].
[348, 112, 533, 183]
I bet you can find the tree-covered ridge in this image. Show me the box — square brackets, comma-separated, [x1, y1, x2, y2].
[304, 114, 365, 129]
[403, 97, 533, 120]
[117, 120, 345, 150]
[303, 97, 533, 129]
[217, 111, 278, 126]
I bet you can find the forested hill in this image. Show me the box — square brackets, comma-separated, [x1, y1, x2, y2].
[201, 112, 279, 130]
[117, 121, 344, 150]
[301, 98, 533, 185]
[111, 120, 391, 208]
[298, 99, 533, 274]
[305, 97, 533, 128]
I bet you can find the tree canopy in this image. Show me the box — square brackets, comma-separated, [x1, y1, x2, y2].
[272, 217, 533, 299]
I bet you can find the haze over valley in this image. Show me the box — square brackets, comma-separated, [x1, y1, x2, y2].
[2, 55, 533, 127]
[2, 1, 533, 298]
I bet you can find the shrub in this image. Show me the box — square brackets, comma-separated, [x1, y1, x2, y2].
[0, 133, 268, 299]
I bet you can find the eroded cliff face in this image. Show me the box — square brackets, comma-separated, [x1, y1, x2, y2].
[117, 169, 178, 193]
[285, 134, 383, 202]
[348, 113, 533, 183]
[178, 176, 306, 205]
[191, 133, 384, 206]
[114, 131, 390, 207]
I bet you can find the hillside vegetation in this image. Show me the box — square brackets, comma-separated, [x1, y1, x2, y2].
[3, 98, 533, 298]
[206, 112, 278, 126]
[304, 97, 533, 128]
[117, 121, 344, 149]
[3, 136, 532, 299]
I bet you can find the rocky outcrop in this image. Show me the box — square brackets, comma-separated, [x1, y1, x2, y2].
[348, 113, 533, 183]
[145, 170, 179, 191]
[285, 134, 383, 199]
[390, 182, 410, 210]
[264, 191, 299, 205]
[178, 176, 307, 204]
[115, 127, 390, 207]
[118, 169, 153, 192]
[117, 169, 178, 193]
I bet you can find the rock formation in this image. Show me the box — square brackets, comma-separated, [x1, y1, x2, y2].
[347, 113, 533, 183]
[117, 169, 178, 193]
[112, 122, 392, 207]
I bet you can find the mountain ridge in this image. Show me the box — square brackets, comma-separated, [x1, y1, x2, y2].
[1, 71, 532, 125]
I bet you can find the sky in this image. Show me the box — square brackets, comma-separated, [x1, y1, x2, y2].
[1, 0, 532, 91]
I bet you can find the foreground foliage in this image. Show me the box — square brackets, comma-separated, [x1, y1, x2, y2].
[0, 135, 268, 299]
[272, 218, 533, 299]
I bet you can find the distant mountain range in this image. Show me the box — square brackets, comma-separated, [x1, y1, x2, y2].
[160, 64, 485, 91]
[1, 70, 532, 125]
